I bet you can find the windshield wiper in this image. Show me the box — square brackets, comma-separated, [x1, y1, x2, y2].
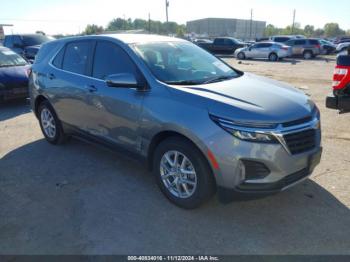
[203, 75, 235, 84]
[165, 80, 202, 85]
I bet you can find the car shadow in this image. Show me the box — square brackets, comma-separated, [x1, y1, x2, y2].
[0, 99, 30, 122]
[0, 138, 349, 254]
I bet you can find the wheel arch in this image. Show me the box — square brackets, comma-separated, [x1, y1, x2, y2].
[146, 130, 216, 185]
[34, 95, 49, 118]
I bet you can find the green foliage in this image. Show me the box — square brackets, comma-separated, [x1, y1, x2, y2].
[264, 22, 348, 38]
[324, 23, 345, 37]
[83, 24, 104, 35]
[105, 17, 186, 36]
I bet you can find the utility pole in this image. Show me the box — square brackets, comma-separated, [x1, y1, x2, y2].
[165, 0, 169, 23]
[249, 9, 253, 40]
[291, 9, 296, 34]
[165, 0, 169, 34]
[148, 13, 151, 33]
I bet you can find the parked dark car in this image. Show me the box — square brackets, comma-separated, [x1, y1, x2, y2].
[319, 39, 336, 55]
[3, 34, 54, 61]
[197, 37, 245, 54]
[0, 47, 30, 102]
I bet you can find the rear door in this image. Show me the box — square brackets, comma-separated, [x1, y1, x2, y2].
[47, 40, 96, 130]
[256, 43, 272, 58]
[293, 39, 306, 55]
[83, 40, 145, 151]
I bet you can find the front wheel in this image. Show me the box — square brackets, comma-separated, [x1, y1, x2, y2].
[303, 51, 313, 60]
[153, 137, 215, 209]
[38, 100, 67, 145]
[237, 52, 245, 60]
[268, 53, 278, 61]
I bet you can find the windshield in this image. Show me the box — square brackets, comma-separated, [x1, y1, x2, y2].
[133, 41, 239, 85]
[22, 35, 54, 46]
[0, 49, 28, 67]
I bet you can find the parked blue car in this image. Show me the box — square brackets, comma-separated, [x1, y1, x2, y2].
[0, 47, 30, 102]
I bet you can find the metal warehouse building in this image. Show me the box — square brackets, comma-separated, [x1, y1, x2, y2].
[187, 18, 266, 40]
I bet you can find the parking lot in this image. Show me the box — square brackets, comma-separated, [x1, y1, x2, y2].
[1, 56, 350, 254]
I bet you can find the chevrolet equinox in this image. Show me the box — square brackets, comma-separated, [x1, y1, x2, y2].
[29, 34, 322, 209]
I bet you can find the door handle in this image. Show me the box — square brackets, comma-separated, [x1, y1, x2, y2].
[48, 73, 56, 80]
[86, 84, 97, 93]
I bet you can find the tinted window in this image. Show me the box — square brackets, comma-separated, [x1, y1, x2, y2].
[214, 39, 225, 45]
[254, 43, 271, 48]
[295, 40, 306, 45]
[274, 37, 290, 42]
[62, 41, 93, 75]
[4, 36, 13, 47]
[52, 47, 65, 68]
[92, 41, 137, 80]
[22, 35, 54, 46]
[13, 36, 22, 46]
[224, 39, 233, 45]
[285, 40, 295, 46]
[309, 39, 319, 45]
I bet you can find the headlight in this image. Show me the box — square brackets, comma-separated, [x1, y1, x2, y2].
[231, 130, 277, 142]
[210, 115, 278, 143]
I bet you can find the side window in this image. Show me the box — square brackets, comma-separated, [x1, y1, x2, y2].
[286, 40, 295, 46]
[309, 40, 319, 45]
[92, 41, 137, 80]
[224, 39, 233, 45]
[215, 39, 224, 45]
[62, 41, 93, 75]
[4, 36, 13, 47]
[52, 46, 65, 68]
[13, 36, 22, 47]
[295, 40, 306, 45]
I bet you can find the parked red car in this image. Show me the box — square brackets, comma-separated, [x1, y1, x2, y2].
[326, 47, 350, 112]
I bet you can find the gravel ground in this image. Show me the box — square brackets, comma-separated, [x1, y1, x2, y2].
[0, 56, 349, 255]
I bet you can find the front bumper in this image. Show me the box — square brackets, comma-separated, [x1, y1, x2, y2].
[217, 147, 322, 201]
[326, 93, 350, 111]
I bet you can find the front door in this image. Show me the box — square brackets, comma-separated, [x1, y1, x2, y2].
[83, 40, 146, 152]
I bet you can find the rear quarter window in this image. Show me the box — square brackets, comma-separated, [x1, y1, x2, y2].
[309, 40, 319, 45]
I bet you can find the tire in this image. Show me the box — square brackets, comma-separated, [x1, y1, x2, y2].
[268, 53, 278, 61]
[237, 52, 245, 60]
[153, 137, 215, 209]
[38, 100, 67, 145]
[303, 51, 313, 60]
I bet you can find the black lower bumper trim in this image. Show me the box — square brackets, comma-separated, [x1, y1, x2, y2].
[326, 94, 350, 111]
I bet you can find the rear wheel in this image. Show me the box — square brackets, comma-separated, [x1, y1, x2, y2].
[153, 137, 215, 209]
[38, 100, 67, 145]
[303, 51, 313, 60]
[268, 53, 278, 61]
[237, 52, 245, 60]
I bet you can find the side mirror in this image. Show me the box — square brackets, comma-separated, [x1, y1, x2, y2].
[105, 73, 143, 89]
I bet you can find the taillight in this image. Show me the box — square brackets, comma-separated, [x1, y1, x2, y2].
[333, 65, 350, 89]
[315, 44, 321, 49]
[26, 68, 32, 77]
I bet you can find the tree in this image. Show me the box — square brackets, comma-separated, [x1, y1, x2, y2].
[346, 29, 350, 36]
[313, 28, 325, 37]
[324, 23, 345, 37]
[264, 24, 280, 36]
[304, 25, 314, 37]
[83, 24, 104, 35]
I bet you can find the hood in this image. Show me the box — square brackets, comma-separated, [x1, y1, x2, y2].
[235, 47, 248, 54]
[171, 73, 315, 125]
[0, 65, 30, 89]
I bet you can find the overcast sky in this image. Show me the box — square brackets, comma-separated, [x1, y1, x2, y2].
[1, 0, 350, 35]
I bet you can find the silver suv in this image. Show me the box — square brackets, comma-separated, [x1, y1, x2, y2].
[29, 34, 322, 209]
[285, 38, 321, 59]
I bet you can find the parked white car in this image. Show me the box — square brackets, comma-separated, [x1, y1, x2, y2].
[336, 42, 350, 53]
